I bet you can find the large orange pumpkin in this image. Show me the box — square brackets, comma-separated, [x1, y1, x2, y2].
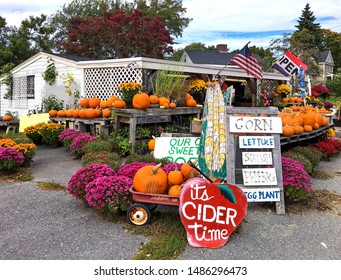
[133, 163, 168, 194]
[100, 100, 109, 109]
[88, 97, 101, 109]
[72, 109, 80, 118]
[65, 109, 73, 117]
[85, 109, 98, 118]
[2, 115, 12, 121]
[49, 110, 58, 117]
[79, 109, 87, 118]
[132, 92, 150, 109]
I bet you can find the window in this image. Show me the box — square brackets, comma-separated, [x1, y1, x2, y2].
[27, 75, 35, 98]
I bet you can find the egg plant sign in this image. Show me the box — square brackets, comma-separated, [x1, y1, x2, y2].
[179, 177, 247, 248]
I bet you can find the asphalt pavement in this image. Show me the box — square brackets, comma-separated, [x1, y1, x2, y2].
[0, 131, 340, 260]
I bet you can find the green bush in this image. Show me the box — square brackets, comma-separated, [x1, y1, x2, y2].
[82, 139, 113, 154]
[81, 151, 121, 171]
[40, 123, 65, 146]
[2, 132, 33, 144]
[125, 153, 170, 166]
[290, 146, 323, 167]
[282, 151, 313, 174]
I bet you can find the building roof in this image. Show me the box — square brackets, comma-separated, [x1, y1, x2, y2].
[182, 50, 263, 65]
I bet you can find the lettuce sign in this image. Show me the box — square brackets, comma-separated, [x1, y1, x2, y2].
[154, 137, 200, 163]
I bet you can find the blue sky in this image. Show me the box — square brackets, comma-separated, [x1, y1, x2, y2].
[1, 0, 341, 51]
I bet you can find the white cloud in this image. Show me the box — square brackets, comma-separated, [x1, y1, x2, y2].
[1, 0, 340, 51]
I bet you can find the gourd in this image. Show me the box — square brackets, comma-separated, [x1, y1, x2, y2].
[132, 92, 150, 109]
[168, 184, 181, 196]
[180, 162, 198, 180]
[133, 163, 168, 194]
[49, 110, 58, 117]
[113, 100, 126, 108]
[167, 165, 184, 186]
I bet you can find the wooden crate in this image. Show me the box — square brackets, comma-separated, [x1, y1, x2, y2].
[190, 121, 202, 134]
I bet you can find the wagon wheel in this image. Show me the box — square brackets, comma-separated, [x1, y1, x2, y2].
[127, 203, 151, 226]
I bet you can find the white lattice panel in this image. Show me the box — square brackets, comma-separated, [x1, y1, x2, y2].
[12, 77, 28, 109]
[84, 67, 143, 100]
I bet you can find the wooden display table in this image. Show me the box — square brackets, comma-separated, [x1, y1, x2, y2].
[0, 120, 20, 134]
[113, 107, 203, 153]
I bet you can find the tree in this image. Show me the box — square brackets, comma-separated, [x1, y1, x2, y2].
[61, 9, 173, 59]
[51, 0, 191, 50]
[249, 45, 275, 71]
[294, 3, 323, 49]
[322, 29, 341, 73]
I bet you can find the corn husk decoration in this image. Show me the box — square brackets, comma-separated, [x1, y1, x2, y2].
[198, 83, 227, 180]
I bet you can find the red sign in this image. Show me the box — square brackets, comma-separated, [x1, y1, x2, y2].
[179, 177, 247, 248]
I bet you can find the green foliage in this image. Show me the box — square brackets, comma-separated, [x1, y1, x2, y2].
[113, 135, 131, 157]
[125, 153, 170, 166]
[326, 74, 341, 98]
[81, 151, 121, 171]
[42, 57, 58, 85]
[0, 63, 14, 99]
[41, 95, 64, 112]
[40, 124, 65, 146]
[290, 146, 323, 167]
[282, 150, 313, 174]
[150, 67, 188, 101]
[284, 185, 310, 201]
[82, 139, 113, 154]
[1, 132, 33, 144]
[136, 126, 152, 139]
[273, 101, 287, 110]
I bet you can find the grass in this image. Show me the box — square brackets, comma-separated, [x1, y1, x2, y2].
[124, 211, 187, 260]
[36, 181, 66, 191]
[0, 167, 33, 181]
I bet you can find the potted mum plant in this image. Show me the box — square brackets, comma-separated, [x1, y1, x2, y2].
[333, 99, 341, 126]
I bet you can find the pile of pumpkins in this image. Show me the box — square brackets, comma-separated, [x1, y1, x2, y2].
[48, 92, 200, 119]
[278, 106, 330, 137]
[133, 162, 199, 196]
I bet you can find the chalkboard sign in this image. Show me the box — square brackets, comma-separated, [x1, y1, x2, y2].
[225, 106, 285, 214]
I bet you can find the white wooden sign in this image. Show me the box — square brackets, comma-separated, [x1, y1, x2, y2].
[242, 152, 273, 165]
[239, 136, 275, 149]
[242, 168, 277, 186]
[154, 137, 200, 163]
[230, 116, 282, 133]
[242, 188, 281, 202]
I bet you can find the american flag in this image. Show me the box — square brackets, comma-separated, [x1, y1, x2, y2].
[230, 44, 263, 80]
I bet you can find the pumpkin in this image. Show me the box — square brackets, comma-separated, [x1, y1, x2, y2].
[180, 162, 198, 180]
[185, 92, 193, 100]
[65, 109, 73, 117]
[162, 102, 170, 109]
[167, 165, 184, 186]
[282, 125, 294, 137]
[313, 122, 320, 130]
[113, 100, 126, 109]
[132, 92, 150, 109]
[102, 108, 111, 118]
[72, 109, 80, 118]
[79, 109, 87, 118]
[85, 109, 98, 118]
[282, 98, 289, 103]
[107, 96, 119, 107]
[293, 125, 304, 134]
[321, 117, 329, 126]
[149, 95, 159, 104]
[88, 97, 101, 109]
[303, 124, 313, 132]
[2, 115, 12, 121]
[168, 184, 181, 196]
[133, 163, 168, 194]
[100, 100, 109, 109]
[57, 110, 66, 117]
[148, 137, 156, 151]
[158, 97, 170, 106]
[80, 98, 90, 108]
[186, 99, 197, 107]
[169, 102, 176, 109]
[49, 110, 58, 117]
